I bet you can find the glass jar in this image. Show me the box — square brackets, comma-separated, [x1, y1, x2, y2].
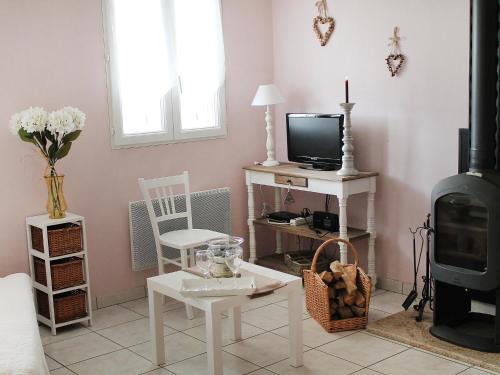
[207, 236, 244, 278]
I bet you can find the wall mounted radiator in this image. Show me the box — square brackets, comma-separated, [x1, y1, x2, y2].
[129, 188, 231, 271]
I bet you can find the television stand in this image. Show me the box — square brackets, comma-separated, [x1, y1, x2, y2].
[299, 163, 339, 171]
[243, 162, 378, 288]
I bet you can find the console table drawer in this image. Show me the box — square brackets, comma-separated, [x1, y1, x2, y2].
[274, 174, 308, 187]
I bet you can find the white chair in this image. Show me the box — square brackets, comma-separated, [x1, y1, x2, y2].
[138, 171, 227, 319]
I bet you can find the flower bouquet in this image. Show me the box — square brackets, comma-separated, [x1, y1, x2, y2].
[10, 106, 86, 219]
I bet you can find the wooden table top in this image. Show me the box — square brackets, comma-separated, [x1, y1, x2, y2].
[243, 162, 378, 182]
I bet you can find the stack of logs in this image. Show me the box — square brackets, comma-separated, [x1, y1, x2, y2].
[319, 260, 366, 320]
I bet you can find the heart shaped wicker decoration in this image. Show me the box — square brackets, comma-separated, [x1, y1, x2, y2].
[386, 53, 405, 77]
[313, 16, 335, 47]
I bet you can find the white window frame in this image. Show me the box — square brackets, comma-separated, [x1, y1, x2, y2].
[102, 0, 227, 149]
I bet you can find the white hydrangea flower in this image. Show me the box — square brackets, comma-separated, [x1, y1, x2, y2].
[20, 107, 48, 133]
[61, 106, 86, 130]
[48, 110, 75, 136]
[9, 112, 23, 135]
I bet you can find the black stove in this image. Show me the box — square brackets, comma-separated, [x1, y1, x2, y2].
[430, 0, 500, 352]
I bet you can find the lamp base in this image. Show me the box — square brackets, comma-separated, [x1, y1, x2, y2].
[262, 160, 280, 167]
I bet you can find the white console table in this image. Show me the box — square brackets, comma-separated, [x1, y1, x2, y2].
[244, 163, 378, 286]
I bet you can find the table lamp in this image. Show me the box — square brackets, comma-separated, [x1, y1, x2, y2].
[251, 84, 284, 167]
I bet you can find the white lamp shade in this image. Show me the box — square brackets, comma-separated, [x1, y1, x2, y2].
[251, 84, 285, 106]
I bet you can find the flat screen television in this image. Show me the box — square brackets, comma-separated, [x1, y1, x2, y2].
[286, 113, 344, 171]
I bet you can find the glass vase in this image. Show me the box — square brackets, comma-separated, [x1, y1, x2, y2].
[45, 174, 67, 219]
[207, 236, 244, 278]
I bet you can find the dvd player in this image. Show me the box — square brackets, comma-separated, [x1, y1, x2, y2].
[266, 211, 301, 223]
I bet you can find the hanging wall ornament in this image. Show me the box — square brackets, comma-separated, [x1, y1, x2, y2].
[313, 0, 335, 47]
[385, 27, 406, 77]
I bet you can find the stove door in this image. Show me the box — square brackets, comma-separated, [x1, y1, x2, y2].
[431, 173, 500, 291]
[435, 192, 488, 272]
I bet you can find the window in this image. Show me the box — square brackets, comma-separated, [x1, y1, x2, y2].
[103, 0, 226, 148]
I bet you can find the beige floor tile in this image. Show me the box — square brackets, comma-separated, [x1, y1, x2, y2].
[45, 354, 63, 370]
[276, 297, 310, 316]
[68, 349, 157, 375]
[247, 370, 275, 375]
[44, 332, 121, 366]
[166, 351, 259, 375]
[183, 318, 265, 346]
[90, 305, 143, 331]
[271, 318, 354, 348]
[411, 347, 470, 366]
[98, 317, 176, 347]
[241, 304, 304, 331]
[223, 332, 306, 367]
[370, 348, 468, 375]
[50, 368, 75, 375]
[40, 324, 91, 346]
[258, 292, 289, 304]
[266, 348, 362, 375]
[368, 308, 391, 324]
[129, 332, 206, 365]
[363, 332, 411, 348]
[120, 297, 183, 317]
[351, 369, 383, 375]
[463, 367, 500, 375]
[316, 332, 407, 367]
[162, 306, 207, 331]
[240, 297, 272, 312]
[369, 291, 406, 314]
[142, 369, 174, 375]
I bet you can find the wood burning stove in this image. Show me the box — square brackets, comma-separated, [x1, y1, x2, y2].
[430, 0, 500, 352]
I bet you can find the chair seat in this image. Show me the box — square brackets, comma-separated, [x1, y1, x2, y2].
[159, 229, 227, 249]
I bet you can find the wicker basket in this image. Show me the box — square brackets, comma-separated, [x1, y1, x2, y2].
[303, 238, 372, 332]
[31, 224, 83, 257]
[285, 250, 328, 276]
[37, 289, 87, 323]
[34, 257, 84, 290]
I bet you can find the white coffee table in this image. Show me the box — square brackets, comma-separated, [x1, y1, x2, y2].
[147, 261, 303, 375]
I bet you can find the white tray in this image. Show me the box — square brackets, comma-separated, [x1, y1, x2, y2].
[179, 277, 256, 297]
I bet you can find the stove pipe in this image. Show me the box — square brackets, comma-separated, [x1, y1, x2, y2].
[469, 0, 499, 172]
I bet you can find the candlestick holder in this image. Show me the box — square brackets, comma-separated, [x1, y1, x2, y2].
[337, 103, 359, 176]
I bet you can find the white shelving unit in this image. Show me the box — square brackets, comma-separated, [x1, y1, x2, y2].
[26, 212, 93, 335]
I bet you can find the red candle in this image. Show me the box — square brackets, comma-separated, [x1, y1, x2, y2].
[345, 76, 349, 103]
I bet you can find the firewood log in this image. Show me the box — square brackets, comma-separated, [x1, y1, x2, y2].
[336, 292, 345, 307]
[329, 301, 338, 316]
[319, 271, 334, 284]
[329, 300, 338, 310]
[333, 281, 347, 290]
[342, 264, 358, 295]
[328, 287, 336, 299]
[329, 261, 344, 279]
[338, 306, 354, 319]
[354, 291, 366, 307]
[351, 305, 365, 317]
[343, 292, 356, 306]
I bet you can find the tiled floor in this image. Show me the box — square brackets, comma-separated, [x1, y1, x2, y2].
[40, 290, 499, 375]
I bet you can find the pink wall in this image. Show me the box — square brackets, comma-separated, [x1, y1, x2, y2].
[271, 0, 470, 283]
[0, 0, 274, 297]
[0, 0, 472, 296]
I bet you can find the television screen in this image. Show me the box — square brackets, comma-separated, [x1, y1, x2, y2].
[286, 113, 344, 170]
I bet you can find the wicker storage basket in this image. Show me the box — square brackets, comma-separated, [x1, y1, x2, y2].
[31, 224, 83, 257]
[34, 257, 84, 290]
[285, 250, 328, 276]
[37, 289, 87, 323]
[304, 238, 372, 332]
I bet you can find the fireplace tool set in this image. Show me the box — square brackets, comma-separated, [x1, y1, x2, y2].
[403, 214, 433, 322]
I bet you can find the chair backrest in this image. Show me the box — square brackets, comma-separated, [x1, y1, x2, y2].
[138, 172, 194, 246]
